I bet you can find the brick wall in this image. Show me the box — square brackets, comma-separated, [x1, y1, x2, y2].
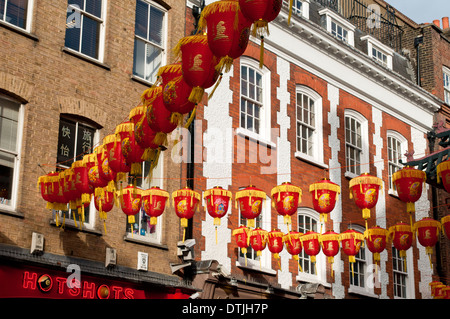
[0, 0, 186, 276]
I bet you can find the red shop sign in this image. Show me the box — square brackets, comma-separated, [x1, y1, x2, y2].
[0, 264, 188, 299]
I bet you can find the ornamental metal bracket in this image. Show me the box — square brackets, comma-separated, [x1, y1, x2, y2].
[401, 121, 450, 188]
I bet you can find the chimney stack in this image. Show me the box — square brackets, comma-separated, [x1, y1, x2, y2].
[443, 17, 449, 29]
[433, 19, 441, 28]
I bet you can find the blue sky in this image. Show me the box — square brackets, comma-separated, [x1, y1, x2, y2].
[385, 0, 450, 25]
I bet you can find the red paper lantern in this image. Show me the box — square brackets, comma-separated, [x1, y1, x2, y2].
[147, 88, 178, 145]
[62, 167, 80, 211]
[238, 0, 282, 67]
[157, 64, 196, 125]
[349, 173, 383, 229]
[300, 231, 321, 264]
[442, 215, 450, 240]
[38, 172, 64, 210]
[283, 231, 303, 272]
[392, 166, 426, 226]
[203, 186, 232, 244]
[319, 230, 340, 277]
[430, 281, 444, 298]
[248, 228, 268, 261]
[174, 34, 220, 104]
[117, 184, 142, 233]
[130, 105, 160, 162]
[94, 187, 114, 233]
[232, 225, 250, 265]
[437, 159, 450, 192]
[95, 144, 117, 186]
[364, 226, 388, 266]
[309, 178, 341, 223]
[104, 133, 131, 179]
[235, 185, 266, 228]
[271, 182, 302, 230]
[388, 222, 413, 268]
[141, 186, 169, 226]
[268, 229, 284, 266]
[339, 229, 365, 276]
[442, 286, 450, 299]
[198, 0, 252, 73]
[115, 121, 145, 176]
[414, 217, 441, 269]
[172, 187, 201, 241]
[87, 149, 108, 190]
[72, 158, 94, 205]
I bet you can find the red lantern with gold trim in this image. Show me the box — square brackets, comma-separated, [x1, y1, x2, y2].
[142, 186, 169, 226]
[62, 167, 80, 211]
[271, 182, 302, 230]
[300, 231, 321, 265]
[349, 173, 383, 229]
[104, 133, 131, 178]
[268, 229, 284, 266]
[442, 215, 450, 239]
[172, 187, 201, 242]
[238, 0, 282, 67]
[117, 184, 142, 233]
[94, 187, 114, 233]
[283, 231, 303, 272]
[198, 0, 252, 74]
[364, 225, 388, 267]
[204, 186, 232, 244]
[319, 230, 340, 277]
[72, 157, 93, 206]
[87, 147, 108, 190]
[392, 166, 426, 226]
[174, 34, 220, 104]
[309, 178, 341, 223]
[388, 222, 413, 267]
[157, 64, 196, 125]
[130, 105, 160, 162]
[339, 229, 364, 277]
[232, 225, 250, 265]
[95, 143, 117, 186]
[38, 172, 63, 210]
[437, 159, 450, 193]
[235, 185, 266, 228]
[248, 228, 268, 263]
[414, 217, 441, 269]
[115, 121, 144, 176]
[147, 89, 178, 145]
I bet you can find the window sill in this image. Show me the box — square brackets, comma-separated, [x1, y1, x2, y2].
[388, 189, 399, 198]
[236, 260, 277, 275]
[131, 75, 155, 87]
[348, 286, 378, 298]
[0, 20, 39, 41]
[0, 206, 24, 219]
[294, 151, 328, 169]
[62, 47, 111, 71]
[124, 234, 168, 250]
[49, 219, 103, 236]
[344, 171, 359, 180]
[296, 274, 331, 288]
[235, 127, 276, 149]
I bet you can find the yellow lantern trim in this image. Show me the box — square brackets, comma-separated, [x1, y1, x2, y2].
[349, 173, 383, 196]
[338, 231, 365, 245]
[232, 227, 250, 236]
[300, 232, 320, 243]
[318, 232, 340, 244]
[270, 183, 302, 205]
[142, 188, 169, 199]
[102, 134, 117, 145]
[141, 86, 162, 108]
[308, 182, 341, 194]
[82, 153, 96, 165]
[436, 160, 450, 183]
[172, 188, 201, 201]
[71, 159, 85, 169]
[203, 187, 232, 199]
[115, 121, 134, 135]
[392, 167, 426, 183]
[173, 34, 209, 57]
[282, 232, 302, 242]
[413, 219, 441, 236]
[129, 105, 144, 121]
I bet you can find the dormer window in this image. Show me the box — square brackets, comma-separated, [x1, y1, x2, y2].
[361, 35, 394, 70]
[319, 8, 355, 46]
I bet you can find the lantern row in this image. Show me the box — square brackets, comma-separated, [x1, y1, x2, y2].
[233, 217, 448, 276]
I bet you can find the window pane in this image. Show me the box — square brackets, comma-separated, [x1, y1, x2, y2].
[133, 38, 146, 79]
[81, 15, 100, 58]
[85, 0, 102, 18]
[0, 0, 5, 20]
[0, 151, 14, 204]
[145, 43, 162, 82]
[5, 0, 28, 29]
[65, 12, 81, 51]
[135, 0, 149, 39]
[76, 123, 95, 156]
[149, 6, 164, 46]
[0, 99, 19, 152]
[68, 0, 84, 10]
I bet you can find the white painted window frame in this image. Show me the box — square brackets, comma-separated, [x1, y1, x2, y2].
[237, 57, 275, 148]
[294, 85, 327, 168]
[443, 66, 450, 105]
[0, 95, 24, 213]
[319, 8, 355, 46]
[133, 0, 168, 85]
[65, 0, 108, 62]
[387, 130, 407, 195]
[344, 109, 369, 178]
[0, 0, 34, 32]
[361, 35, 394, 70]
